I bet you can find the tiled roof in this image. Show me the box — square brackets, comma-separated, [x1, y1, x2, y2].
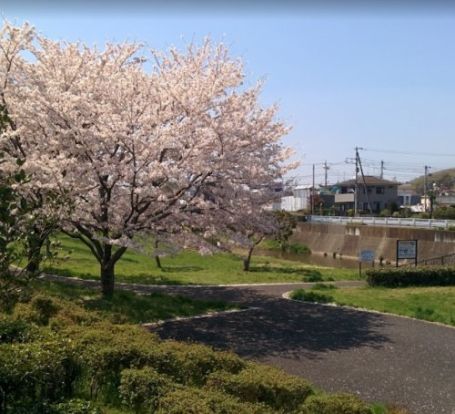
[337, 176, 399, 187]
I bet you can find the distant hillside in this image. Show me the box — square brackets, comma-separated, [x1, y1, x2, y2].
[408, 168, 455, 194]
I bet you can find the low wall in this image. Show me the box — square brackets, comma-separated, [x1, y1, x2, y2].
[291, 222, 455, 262]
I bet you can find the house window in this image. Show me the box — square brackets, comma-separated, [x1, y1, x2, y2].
[376, 186, 384, 194]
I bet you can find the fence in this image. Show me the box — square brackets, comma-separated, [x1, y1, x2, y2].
[308, 215, 455, 230]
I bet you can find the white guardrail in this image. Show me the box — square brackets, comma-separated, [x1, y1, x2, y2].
[308, 215, 455, 230]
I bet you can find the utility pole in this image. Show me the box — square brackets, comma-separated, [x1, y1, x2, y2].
[323, 161, 330, 187]
[356, 147, 373, 215]
[380, 160, 384, 179]
[311, 163, 315, 215]
[424, 165, 430, 212]
[354, 147, 359, 216]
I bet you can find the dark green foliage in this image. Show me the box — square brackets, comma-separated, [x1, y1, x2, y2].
[433, 206, 455, 220]
[290, 289, 334, 303]
[299, 393, 373, 414]
[287, 242, 311, 255]
[303, 271, 323, 282]
[152, 341, 245, 385]
[273, 211, 297, 252]
[30, 295, 59, 324]
[366, 267, 455, 287]
[156, 387, 273, 414]
[119, 367, 174, 412]
[0, 316, 32, 343]
[50, 399, 101, 414]
[206, 363, 313, 410]
[311, 283, 337, 291]
[0, 337, 80, 413]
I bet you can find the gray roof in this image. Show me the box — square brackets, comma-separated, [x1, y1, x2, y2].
[337, 176, 399, 187]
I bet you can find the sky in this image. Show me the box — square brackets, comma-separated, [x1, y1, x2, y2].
[2, 1, 455, 186]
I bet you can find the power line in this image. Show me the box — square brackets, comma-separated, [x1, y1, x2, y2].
[365, 147, 455, 158]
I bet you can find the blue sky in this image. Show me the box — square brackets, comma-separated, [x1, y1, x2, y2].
[3, 4, 455, 185]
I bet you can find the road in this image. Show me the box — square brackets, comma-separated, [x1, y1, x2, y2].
[43, 275, 455, 414]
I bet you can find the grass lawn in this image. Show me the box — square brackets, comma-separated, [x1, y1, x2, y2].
[291, 284, 455, 326]
[41, 234, 359, 285]
[33, 279, 236, 324]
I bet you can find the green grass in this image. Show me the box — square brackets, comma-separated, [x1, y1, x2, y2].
[291, 284, 455, 327]
[33, 280, 236, 324]
[41, 234, 359, 285]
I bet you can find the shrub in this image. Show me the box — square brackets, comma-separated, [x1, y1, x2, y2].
[0, 316, 32, 343]
[366, 267, 455, 287]
[156, 386, 272, 414]
[0, 337, 79, 412]
[206, 363, 313, 410]
[72, 323, 160, 398]
[13, 294, 60, 326]
[50, 399, 101, 414]
[287, 243, 311, 255]
[311, 283, 337, 291]
[153, 341, 245, 386]
[290, 289, 334, 304]
[31, 295, 59, 324]
[299, 393, 372, 414]
[303, 272, 323, 282]
[119, 367, 174, 412]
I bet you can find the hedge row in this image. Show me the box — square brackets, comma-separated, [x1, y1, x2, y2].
[0, 290, 386, 413]
[366, 266, 455, 287]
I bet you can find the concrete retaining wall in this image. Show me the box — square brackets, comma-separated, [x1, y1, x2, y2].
[291, 222, 455, 262]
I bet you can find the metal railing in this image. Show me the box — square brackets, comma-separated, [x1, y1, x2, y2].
[417, 253, 455, 266]
[307, 215, 455, 230]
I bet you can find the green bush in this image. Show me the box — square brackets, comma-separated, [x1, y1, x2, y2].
[287, 243, 311, 255]
[13, 295, 59, 326]
[50, 399, 101, 414]
[206, 363, 313, 410]
[0, 316, 32, 343]
[299, 393, 372, 414]
[119, 367, 174, 412]
[0, 337, 79, 412]
[156, 387, 272, 414]
[31, 295, 59, 322]
[366, 267, 455, 287]
[290, 289, 334, 303]
[73, 323, 160, 398]
[153, 341, 245, 385]
[303, 272, 323, 282]
[311, 283, 337, 291]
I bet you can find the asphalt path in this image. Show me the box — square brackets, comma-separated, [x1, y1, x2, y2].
[43, 275, 455, 414]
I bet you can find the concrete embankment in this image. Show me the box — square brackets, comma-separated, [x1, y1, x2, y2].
[291, 222, 455, 262]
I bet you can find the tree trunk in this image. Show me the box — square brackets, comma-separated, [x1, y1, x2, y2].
[155, 255, 162, 270]
[243, 246, 255, 272]
[154, 239, 162, 270]
[25, 232, 46, 273]
[100, 263, 115, 298]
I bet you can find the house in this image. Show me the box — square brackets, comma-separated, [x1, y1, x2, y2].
[333, 176, 399, 215]
[398, 184, 421, 207]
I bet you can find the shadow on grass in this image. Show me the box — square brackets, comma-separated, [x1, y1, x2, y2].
[42, 267, 190, 286]
[160, 266, 204, 273]
[248, 266, 320, 275]
[248, 266, 324, 282]
[36, 280, 234, 324]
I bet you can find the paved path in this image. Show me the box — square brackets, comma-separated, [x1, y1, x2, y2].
[43, 275, 455, 414]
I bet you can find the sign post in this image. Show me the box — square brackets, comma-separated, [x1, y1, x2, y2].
[396, 240, 418, 267]
[359, 250, 375, 277]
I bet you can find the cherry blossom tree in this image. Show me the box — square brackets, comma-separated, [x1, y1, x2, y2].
[9, 34, 292, 297]
[0, 22, 67, 275]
